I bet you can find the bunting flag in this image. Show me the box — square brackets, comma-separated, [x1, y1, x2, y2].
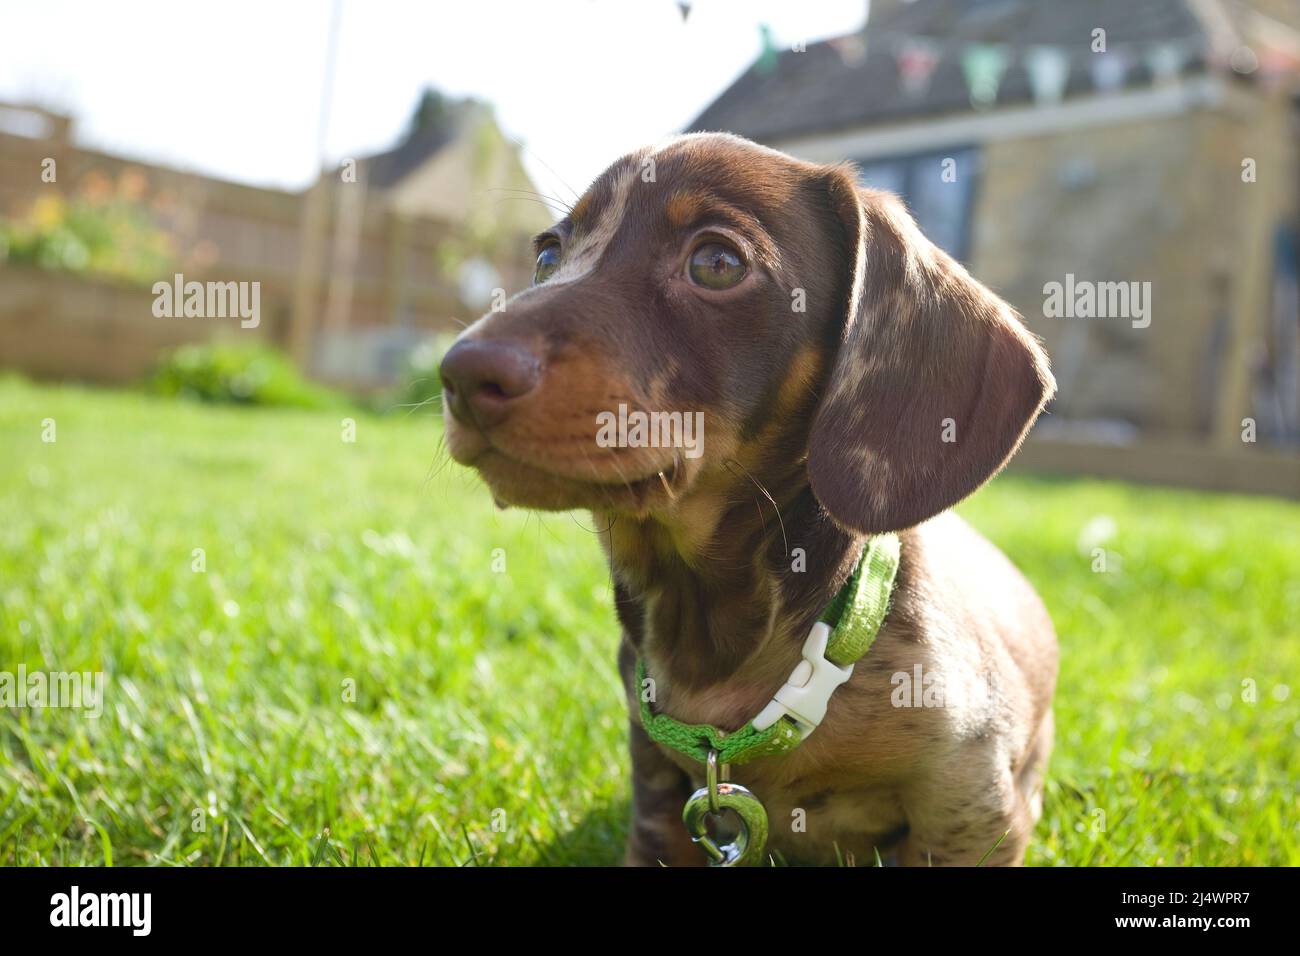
[865, 27, 1290, 108]
[756, 24, 779, 74]
[1024, 46, 1071, 104]
[1145, 40, 1190, 83]
[1089, 48, 1130, 93]
[829, 33, 868, 68]
[893, 37, 941, 96]
[961, 44, 1010, 107]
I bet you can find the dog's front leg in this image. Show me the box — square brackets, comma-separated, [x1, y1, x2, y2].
[618, 638, 703, 867]
[895, 751, 1041, 867]
[623, 720, 705, 867]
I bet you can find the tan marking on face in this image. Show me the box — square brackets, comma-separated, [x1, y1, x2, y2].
[662, 493, 728, 567]
[776, 345, 824, 417]
[646, 412, 746, 567]
[569, 190, 593, 224]
[644, 360, 682, 405]
[665, 190, 708, 230]
[547, 162, 641, 288]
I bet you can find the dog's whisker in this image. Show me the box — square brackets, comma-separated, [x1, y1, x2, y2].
[601, 447, 637, 499]
[505, 140, 582, 204]
[489, 195, 573, 218]
[484, 186, 575, 215]
[723, 457, 788, 560]
[573, 442, 627, 516]
[396, 392, 445, 417]
[421, 435, 453, 493]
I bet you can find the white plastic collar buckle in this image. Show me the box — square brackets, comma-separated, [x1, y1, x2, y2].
[751, 621, 854, 740]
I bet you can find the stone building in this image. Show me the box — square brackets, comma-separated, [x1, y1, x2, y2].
[689, 0, 1300, 492]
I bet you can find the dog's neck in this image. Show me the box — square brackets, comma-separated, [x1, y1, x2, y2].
[597, 472, 860, 692]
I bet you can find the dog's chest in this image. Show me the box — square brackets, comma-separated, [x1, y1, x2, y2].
[694, 771, 908, 865]
[764, 787, 908, 864]
[651, 673, 917, 864]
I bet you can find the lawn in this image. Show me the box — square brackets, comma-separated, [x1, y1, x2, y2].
[1, 375, 1297, 866]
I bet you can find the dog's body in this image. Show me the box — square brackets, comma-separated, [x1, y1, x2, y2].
[442, 133, 1058, 866]
[617, 511, 1056, 866]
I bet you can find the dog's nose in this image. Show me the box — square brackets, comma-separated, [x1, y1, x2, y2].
[440, 338, 541, 428]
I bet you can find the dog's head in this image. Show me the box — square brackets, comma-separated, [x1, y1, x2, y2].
[442, 133, 1053, 534]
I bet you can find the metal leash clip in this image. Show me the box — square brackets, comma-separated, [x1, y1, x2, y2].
[681, 749, 769, 866]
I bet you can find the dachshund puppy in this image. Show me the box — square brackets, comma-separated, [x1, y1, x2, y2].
[441, 133, 1057, 866]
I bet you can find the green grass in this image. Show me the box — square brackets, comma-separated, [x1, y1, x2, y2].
[1, 376, 1297, 866]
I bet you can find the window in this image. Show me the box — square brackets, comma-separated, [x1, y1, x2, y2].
[855, 147, 980, 261]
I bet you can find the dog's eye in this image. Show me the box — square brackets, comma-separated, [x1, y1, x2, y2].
[688, 241, 746, 290]
[534, 242, 561, 284]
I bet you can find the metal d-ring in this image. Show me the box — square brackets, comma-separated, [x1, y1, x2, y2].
[706, 749, 720, 813]
[682, 749, 769, 866]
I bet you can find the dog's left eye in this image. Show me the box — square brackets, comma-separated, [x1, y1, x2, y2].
[688, 241, 747, 290]
[534, 242, 561, 284]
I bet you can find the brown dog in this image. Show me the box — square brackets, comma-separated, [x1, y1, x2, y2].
[441, 133, 1058, 866]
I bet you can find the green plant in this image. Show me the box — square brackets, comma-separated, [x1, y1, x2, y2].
[146, 343, 346, 409]
[0, 192, 173, 285]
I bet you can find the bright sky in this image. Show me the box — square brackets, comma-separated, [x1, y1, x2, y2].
[0, 0, 868, 203]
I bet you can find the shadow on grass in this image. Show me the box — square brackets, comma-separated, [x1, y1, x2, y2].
[533, 799, 628, 867]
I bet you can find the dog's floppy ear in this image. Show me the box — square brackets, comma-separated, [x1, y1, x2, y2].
[807, 165, 1055, 535]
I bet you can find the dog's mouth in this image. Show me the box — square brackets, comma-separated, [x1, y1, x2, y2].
[441, 394, 692, 514]
[465, 445, 685, 514]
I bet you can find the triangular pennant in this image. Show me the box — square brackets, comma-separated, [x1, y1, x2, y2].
[756, 23, 780, 74]
[894, 37, 941, 96]
[1090, 48, 1130, 92]
[962, 44, 1010, 107]
[829, 33, 868, 68]
[1024, 45, 1071, 104]
[1145, 40, 1190, 82]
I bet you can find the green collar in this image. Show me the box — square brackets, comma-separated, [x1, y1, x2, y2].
[636, 533, 901, 766]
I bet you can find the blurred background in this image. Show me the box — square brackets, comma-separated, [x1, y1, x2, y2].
[2, 0, 1298, 492]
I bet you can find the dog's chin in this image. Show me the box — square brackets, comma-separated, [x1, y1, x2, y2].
[464, 447, 685, 516]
